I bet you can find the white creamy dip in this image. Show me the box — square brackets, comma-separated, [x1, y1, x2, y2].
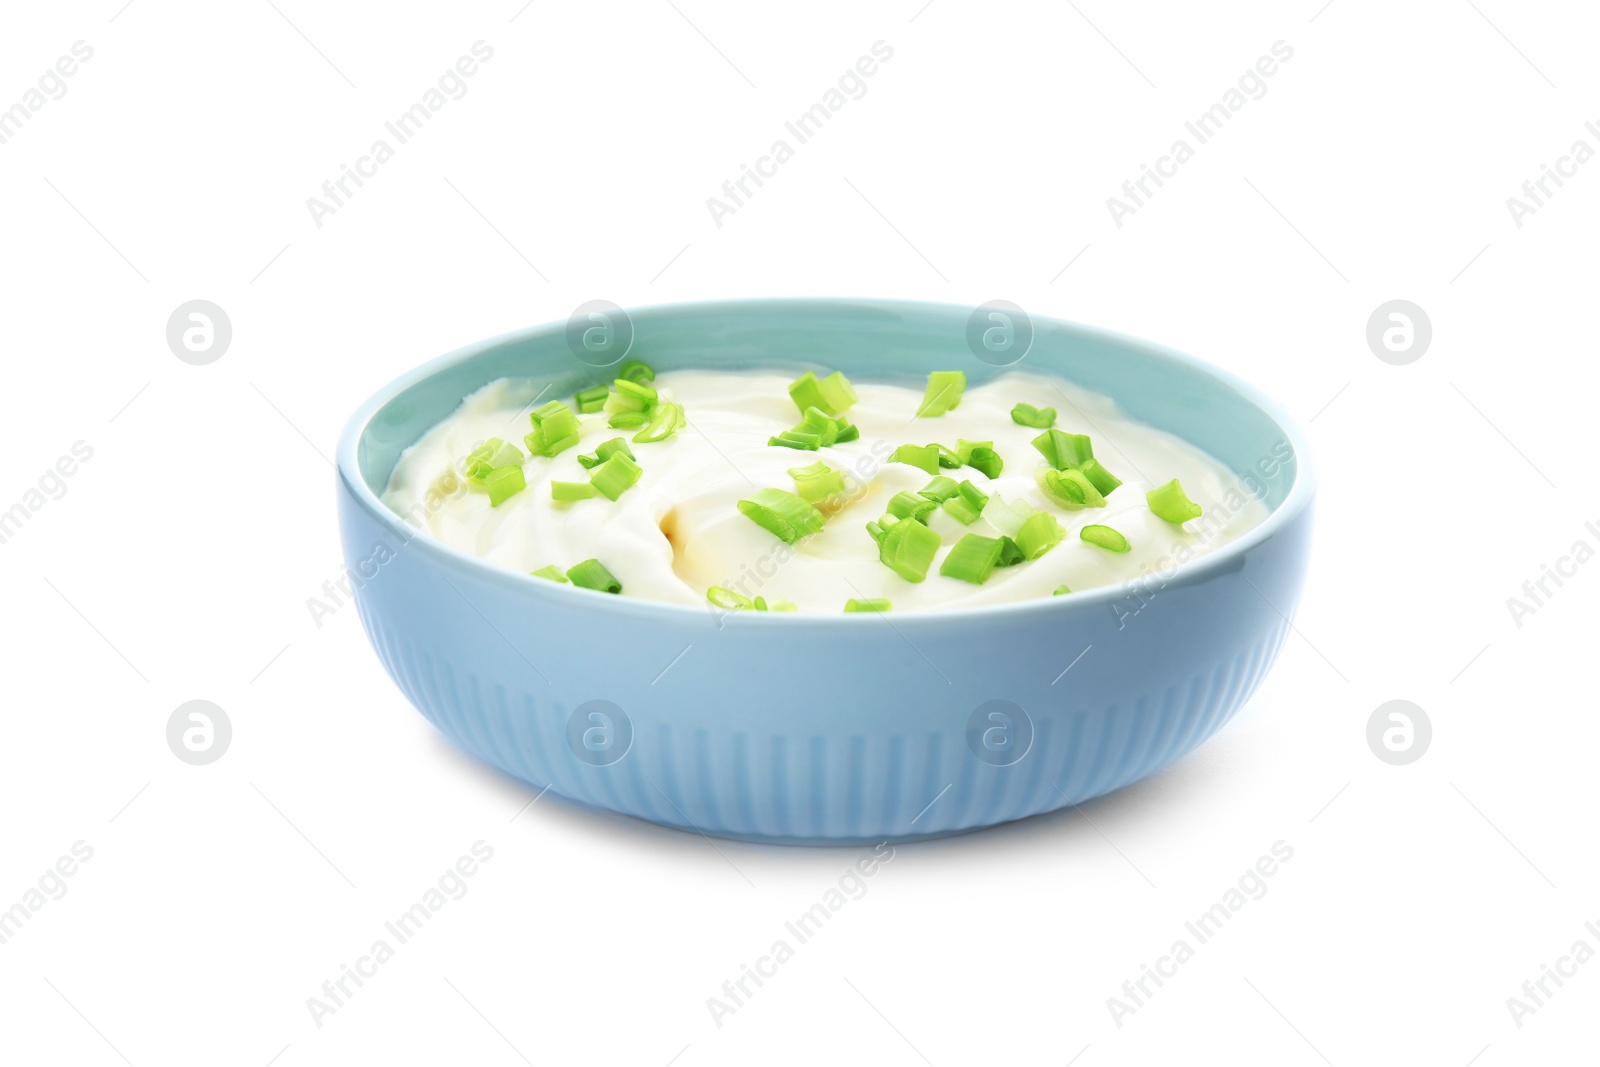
[381, 370, 1271, 612]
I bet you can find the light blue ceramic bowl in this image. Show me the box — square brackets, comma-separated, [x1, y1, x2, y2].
[337, 298, 1314, 844]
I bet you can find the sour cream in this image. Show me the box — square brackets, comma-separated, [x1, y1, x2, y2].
[381, 371, 1270, 612]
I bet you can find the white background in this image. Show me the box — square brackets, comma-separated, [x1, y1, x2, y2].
[1, 0, 1596, 1063]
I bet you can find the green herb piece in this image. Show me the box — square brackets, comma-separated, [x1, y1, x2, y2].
[844, 598, 892, 612]
[483, 465, 526, 506]
[551, 480, 598, 502]
[1011, 403, 1056, 429]
[788, 461, 846, 504]
[967, 446, 1003, 479]
[788, 370, 858, 416]
[932, 443, 963, 469]
[983, 493, 1037, 538]
[1147, 478, 1202, 524]
[832, 420, 860, 443]
[1053, 585, 1071, 595]
[957, 480, 988, 511]
[575, 385, 609, 414]
[633, 401, 685, 443]
[608, 411, 649, 429]
[797, 406, 847, 447]
[1037, 467, 1106, 510]
[465, 438, 524, 480]
[589, 452, 642, 500]
[889, 444, 941, 475]
[770, 430, 822, 451]
[604, 378, 658, 417]
[865, 513, 900, 546]
[525, 401, 581, 457]
[940, 534, 1005, 584]
[886, 491, 936, 523]
[1015, 511, 1065, 560]
[918, 476, 959, 502]
[737, 488, 826, 544]
[996, 536, 1025, 567]
[576, 437, 636, 470]
[1032, 429, 1094, 470]
[941, 495, 982, 525]
[531, 565, 569, 583]
[1080, 524, 1130, 552]
[916, 371, 966, 417]
[879, 514, 941, 581]
[618, 360, 655, 385]
[707, 586, 752, 610]
[1079, 457, 1122, 496]
[567, 558, 621, 593]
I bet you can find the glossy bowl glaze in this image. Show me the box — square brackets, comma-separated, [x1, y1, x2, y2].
[337, 299, 1314, 844]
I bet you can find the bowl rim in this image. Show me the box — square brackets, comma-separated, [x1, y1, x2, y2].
[336, 296, 1316, 629]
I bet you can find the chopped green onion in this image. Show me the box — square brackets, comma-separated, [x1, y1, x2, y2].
[551, 480, 598, 502]
[465, 438, 524, 480]
[918, 476, 959, 502]
[1148, 478, 1203, 524]
[932, 443, 963, 469]
[751, 596, 767, 610]
[889, 444, 941, 475]
[531, 565, 568, 582]
[796, 406, 849, 446]
[737, 488, 826, 544]
[887, 491, 937, 524]
[1080, 524, 1130, 552]
[483, 465, 526, 506]
[1037, 467, 1106, 510]
[941, 495, 982, 525]
[966, 446, 1003, 479]
[1079, 457, 1122, 496]
[526, 401, 581, 457]
[940, 534, 1005, 584]
[771, 406, 859, 450]
[955, 438, 1003, 478]
[957, 480, 988, 511]
[916, 371, 966, 417]
[567, 558, 621, 593]
[604, 378, 658, 417]
[575, 385, 609, 414]
[996, 536, 1025, 567]
[608, 411, 649, 429]
[1032, 429, 1093, 470]
[844, 598, 892, 612]
[879, 514, 941, 582]
[1011, 403, 1057, 429]
[788, 461, 846, 504]
[618, 360, 655, 385]
[865, 514, 894, 546]
[589, 452, 642, 500]
[576, 436, 636, 470]
[983, 493, 1037, 538]
[788, 370, 858, 416]
[769, 429, 822, 451]
[1053, 584, 1071, 595]
[1015, 511, 1065, 560]
[633, 400, 685, 443]
[707, 586, 752, 610]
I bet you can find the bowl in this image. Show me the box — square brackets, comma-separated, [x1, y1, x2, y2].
[336, 298, 1314, 844]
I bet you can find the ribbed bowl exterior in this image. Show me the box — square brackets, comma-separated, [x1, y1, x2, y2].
[339, 488, 1309, 844]
[336, 299, 1315, 844]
